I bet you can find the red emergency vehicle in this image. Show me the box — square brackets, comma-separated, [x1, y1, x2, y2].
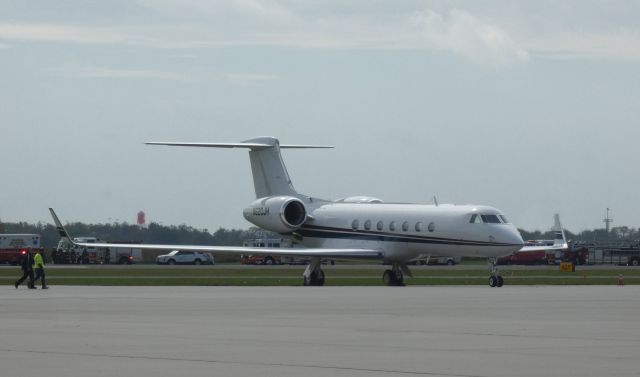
[0, 234, 41, 265]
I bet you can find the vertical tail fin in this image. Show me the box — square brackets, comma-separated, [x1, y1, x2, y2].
[49, 208, 76, 245]
[247, 137, 298, 198]
[146, 137, 332, 198]
[552, 214, 568, 248]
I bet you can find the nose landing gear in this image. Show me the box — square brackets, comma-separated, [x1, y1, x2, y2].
[488, 258, 504, 287]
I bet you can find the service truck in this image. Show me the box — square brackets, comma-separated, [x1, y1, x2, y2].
[55, 237, 142, 264]
[0, 234, 41, 265]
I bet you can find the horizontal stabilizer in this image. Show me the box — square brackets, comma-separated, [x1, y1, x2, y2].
[146, 137, 332, 197]
[145, 142, 333, 150]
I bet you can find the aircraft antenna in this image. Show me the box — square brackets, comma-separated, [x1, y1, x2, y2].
[433, 196, 439, 207]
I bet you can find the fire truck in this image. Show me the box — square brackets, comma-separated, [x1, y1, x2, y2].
[0, 234, 41, 265]
[240, 239, 287, 265]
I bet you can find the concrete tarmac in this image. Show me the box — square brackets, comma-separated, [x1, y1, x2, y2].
[1, 285, 639, 377]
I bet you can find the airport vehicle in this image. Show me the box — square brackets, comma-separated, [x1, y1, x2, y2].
[241, 238, 306, 265]
[0, 234, 40, 265]
[572, 242, 639, 265]
[54, 237, 142, 264]
[156, 250, 214, 265]
[410, 256, 461, 265]
[497, 250, 554, 265]
[241, 238, 283, 264]
[240, 254, 281, 265]
[50, 136, 567, 287]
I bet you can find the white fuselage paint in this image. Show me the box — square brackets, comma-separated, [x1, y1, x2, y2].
[293, 202, 524, 262]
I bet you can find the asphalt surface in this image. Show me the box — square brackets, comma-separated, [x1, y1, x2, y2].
[1, 285, 639, 377]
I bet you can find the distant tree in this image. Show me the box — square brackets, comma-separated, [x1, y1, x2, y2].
[3, 219, 638, 250]
[612, 226, 631, 239]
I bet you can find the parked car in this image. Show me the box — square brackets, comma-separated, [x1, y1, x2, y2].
[156, 250, 214, 265]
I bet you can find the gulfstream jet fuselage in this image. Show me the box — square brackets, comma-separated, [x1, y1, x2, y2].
[50, 136, 566, 287]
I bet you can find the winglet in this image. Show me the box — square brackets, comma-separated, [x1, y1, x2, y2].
[49, 208, 76, 245]
[552, 214, 568, 248]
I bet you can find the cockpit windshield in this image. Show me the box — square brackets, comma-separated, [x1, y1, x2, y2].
[481, 214, 501, 223]
[469, 213, 510, 224]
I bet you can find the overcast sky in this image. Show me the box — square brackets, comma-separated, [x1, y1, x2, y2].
[2, 1, 639, 233]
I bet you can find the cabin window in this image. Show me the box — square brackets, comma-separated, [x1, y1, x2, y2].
[364, 220, 372, 230]
[376, 221, 384, 231]
[351, 219, 359, 230]
[415, 222, 423, 232]
[402, 221, 409, 232]
[428, 222, 435, 232]
[389, 221, 396, 231]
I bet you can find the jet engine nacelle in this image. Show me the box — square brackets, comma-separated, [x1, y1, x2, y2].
[243, 196, 307, 234]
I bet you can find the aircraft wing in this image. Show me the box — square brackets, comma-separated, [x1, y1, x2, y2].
[518, 214, 568, 252]
[49, 209, 383, 259]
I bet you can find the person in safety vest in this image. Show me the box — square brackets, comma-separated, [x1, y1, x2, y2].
[32, 249, 48, 289]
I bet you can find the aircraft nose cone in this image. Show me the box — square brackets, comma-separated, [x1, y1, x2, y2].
[496, 225, 524, 247]
[509, 227, 525, 247]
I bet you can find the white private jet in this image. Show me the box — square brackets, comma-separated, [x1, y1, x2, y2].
[49, 136, 567, 287]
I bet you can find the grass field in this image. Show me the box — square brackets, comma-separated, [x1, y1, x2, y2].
[1, 265, 639, 286]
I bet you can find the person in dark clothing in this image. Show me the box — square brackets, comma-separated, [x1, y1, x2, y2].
[14, 249, 36, 289]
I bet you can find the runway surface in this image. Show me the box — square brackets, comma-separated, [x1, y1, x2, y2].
[1, 285, 639, 377]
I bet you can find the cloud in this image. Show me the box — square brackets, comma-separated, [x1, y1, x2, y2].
[46, 66, 190, 81]
[411, 9, 529, 66]
[224, 73, 279, 85]
[4, 2, 640, 62]
[521, 32, 640, 61]
[0, 23, 131, 44]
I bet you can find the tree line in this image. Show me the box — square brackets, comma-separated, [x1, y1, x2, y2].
[0, 220, 279, 249]
[1, 220, 639, 249]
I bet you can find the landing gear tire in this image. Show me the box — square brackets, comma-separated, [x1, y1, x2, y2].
[383, 270, 393, 286]
[383, 269, 404, 286]
[489, 275, 504, 287]
[304, 269, 325, 286]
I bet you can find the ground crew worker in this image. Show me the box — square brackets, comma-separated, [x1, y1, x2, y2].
[14, 248, 36, 289]
[33, 249, 48, 289]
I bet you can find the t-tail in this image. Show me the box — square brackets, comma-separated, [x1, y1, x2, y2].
[552, 214, 568, 248]
[145, 137, 332, 198]
[49, 208, 74, 245]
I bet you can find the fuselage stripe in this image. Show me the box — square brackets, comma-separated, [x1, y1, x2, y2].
[298, 225, 520, 247]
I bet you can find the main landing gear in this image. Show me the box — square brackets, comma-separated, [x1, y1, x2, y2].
[383, 263, 411, 286]
[303, 257, 325, 286]
[488, 258, 504, 288]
